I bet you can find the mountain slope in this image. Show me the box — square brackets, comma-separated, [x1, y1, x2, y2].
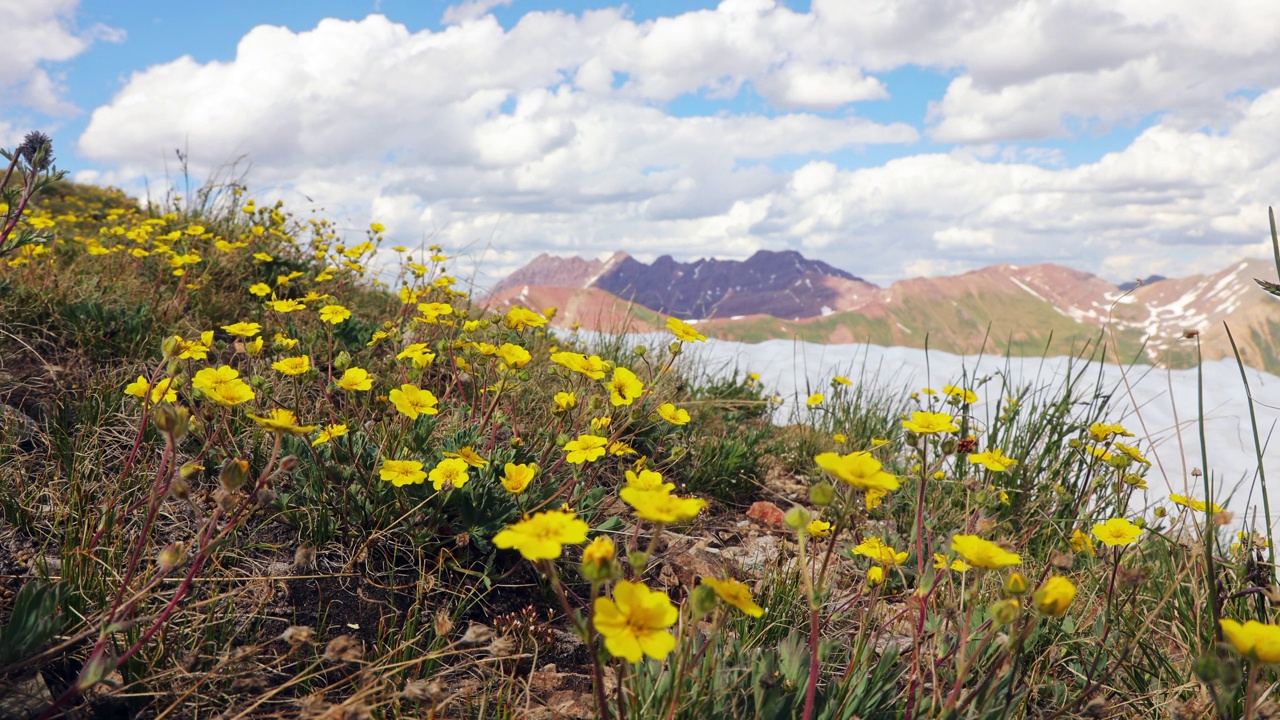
[486, 253, 1280, 370]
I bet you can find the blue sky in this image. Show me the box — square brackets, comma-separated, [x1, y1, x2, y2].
[4, 0, 1278, 285]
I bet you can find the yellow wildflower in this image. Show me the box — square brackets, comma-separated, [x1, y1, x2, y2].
[701, 577, 764, 617]
[593, 581, 677, 662]
[493, 508, 589, 561]
[950, 535, 1021, 569]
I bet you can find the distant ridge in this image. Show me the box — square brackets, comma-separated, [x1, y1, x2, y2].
[487, 252, 1280, 372]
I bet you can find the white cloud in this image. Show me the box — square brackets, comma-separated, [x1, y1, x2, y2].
[72, 3, 1280, 288]
[442, 0, 515, 25]
[0, 0, 122, 114]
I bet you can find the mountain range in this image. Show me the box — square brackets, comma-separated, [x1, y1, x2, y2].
[486, 251, 1280, 373]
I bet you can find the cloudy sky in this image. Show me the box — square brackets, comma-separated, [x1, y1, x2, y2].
[3, 0, 1279, 287]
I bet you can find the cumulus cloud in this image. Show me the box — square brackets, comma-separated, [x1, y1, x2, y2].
[0, 0, 121, 114]
[72, 2, 1280, 288]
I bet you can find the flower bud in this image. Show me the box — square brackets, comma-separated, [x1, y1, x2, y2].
[153, 405, 190, 439]
[627, 551, 648, 575]
[690, 583, 719, 618]
[168, 476, 191, 502]
[940, 438, 958, 455]
[1191, 651, 1220, 682]
[809, 482, 835, 506]
[157, 542, 187, 572]
[580, 537, 617, 582]
[179, 461, 204, 479]
[278, 455, 299, 473]
[333, 351, 351, 371]
[220, 458, 250, 491]
[633, 345, 647, 357]
[1154, 506, 1167, 518]
[161, 335, 181, 359]
[1004, 572, 1029, 596]
[989, 598, 1020, 626]
[784, 506, 812, 531]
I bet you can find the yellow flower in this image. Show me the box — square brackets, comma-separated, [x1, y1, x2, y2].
[380, 459, 427, 487]
[1032, 576, 1077, 617]
[564, 435, 608, 464]
[1169, 494, 1224, 513]
[807, 393, 824, 407]
[806, 520, 833, 538]
[950, 535, 1021, 569]
[246, 409, 317, 435]
[416, 302, 454, 322]
[625, 468, 674, 492]
[1069, 528, 1095, 557]
[221, 321, 262, 338]
[620, 488, 707, 524]
[318, 304, 351, 324]
[656, 403, 690, 425]
[902, 411, 959, 434]
[267, 298, 305, 313]
[865, 487, 888, 510]
[505, 307, 547, 330]
[608, 441, 637, 457]
[172, 334, 210, 360]
[701, 577, 764, 617]
[428, 457, 471, 490]
[335, 367, 373, 392]
[370, 222, 386, 233]
[389, 384, 439, 419]
[968, 448, 1018, 472]
[1220, 619, 1280, 664]
[273, 333, 299, 350]
[125, 376, 178, 404]
[1091, 518, 1143, 547]
[444, 446, 489, 468]
[1113, 442, 1151, 466]
[866, 566, 885, 586]
[833, 376, 852, 386]
[192, 366, 255, 406]
[245, 337, 264, 355]
[312, 423, 348, 447]
[833, 433, 847, 444]
[607, 367, 644, 406]
[397, 343, 437, 368]
[501, 463, 537, 493]
[942, 385, 978, 404]
[582, 536, 616, 567]
[497, 343, 532, 369]
[593, 581, 678, 662]
[553, 391, 577, 411]
[1088, 422, 1134, 442]
[272, 356, 311, 376]
[591, 416, 611, 430]
[493, 508, 589, 561]
[666, 316, 706, 342]
[550, 351, 607, 379]
[853, 537, 908, 567]
[253, 251, 273, 262]
[932, 553, 971, 573]
[814, 451, 900, 491]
